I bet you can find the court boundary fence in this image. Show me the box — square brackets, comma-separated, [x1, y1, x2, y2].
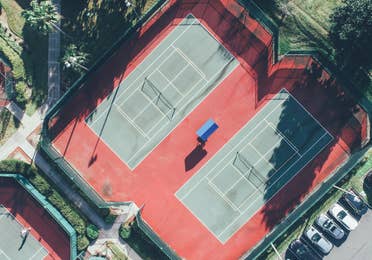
[238, 1, 372, 258]
[135, 210, 181, 260]
[0, 173, 77, 260]
[41, 0, 171, 207]
[39, 0, 371, 259]
[41, 0, 182, 259]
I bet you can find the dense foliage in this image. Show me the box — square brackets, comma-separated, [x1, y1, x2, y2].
[0, 160, 92, 251]
[329, 0, 372, 71]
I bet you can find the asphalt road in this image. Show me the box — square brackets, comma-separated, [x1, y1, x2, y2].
[324, 207, 372, 260]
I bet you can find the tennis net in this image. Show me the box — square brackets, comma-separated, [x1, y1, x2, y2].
[141, 77, 176, 120]
[233, 152, 267, 191]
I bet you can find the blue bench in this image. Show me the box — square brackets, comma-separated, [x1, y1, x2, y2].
[196, 119, 218, 142]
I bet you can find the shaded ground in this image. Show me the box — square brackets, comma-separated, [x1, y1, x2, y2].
[44, 0, 369, 259]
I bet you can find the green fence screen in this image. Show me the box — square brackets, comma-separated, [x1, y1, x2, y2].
[0, 173, 77, 260]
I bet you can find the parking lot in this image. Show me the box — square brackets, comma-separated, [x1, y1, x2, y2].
[285, 189, 371, 260]
[324, 207, 372, 260]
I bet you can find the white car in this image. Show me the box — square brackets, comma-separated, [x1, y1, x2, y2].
[315, 213, 345, 240]
[329, 203, 358, 231]
[304, 226, 333, 254]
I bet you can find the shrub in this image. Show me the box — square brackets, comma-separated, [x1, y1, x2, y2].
[14, 81, 27, 108]
[86, 224, 99, 240]
[77, 235, 90, 251]
[119, 223, 131, 240]
[0, 160, 88, 247]
[105, 213, 117, 224]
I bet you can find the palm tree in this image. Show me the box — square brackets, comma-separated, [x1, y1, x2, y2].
[62, 44, 89, 73]
[22, 0, 60, 35]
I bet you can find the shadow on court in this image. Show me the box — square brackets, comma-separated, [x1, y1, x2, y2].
[260, 59, 367, 229]
[184, 142, 207, 171]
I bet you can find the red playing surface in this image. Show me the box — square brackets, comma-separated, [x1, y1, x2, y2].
[49, 0, 369, 259]
[0, 178, 70, 260]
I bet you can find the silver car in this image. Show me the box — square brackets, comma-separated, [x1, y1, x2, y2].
[315, 213, 345, 240]
[304, 226, 333, 254]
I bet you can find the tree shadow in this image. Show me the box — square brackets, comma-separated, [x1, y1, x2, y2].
[21, 25, 48, 108]
[259, 59, 367, 229]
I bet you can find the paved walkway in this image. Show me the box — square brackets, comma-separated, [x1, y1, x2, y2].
[0, 101, 142, 259]
[47, 0, 61, 105]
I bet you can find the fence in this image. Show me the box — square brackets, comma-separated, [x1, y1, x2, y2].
[41, 0, 171, 208]
[0, 173, 77, 260]
[241, 144, 371, 259]
[135, 211, 180, 260]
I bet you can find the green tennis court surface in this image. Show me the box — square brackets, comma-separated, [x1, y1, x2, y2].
[0, 205, 48, 260]
[175, 89, 333, 243]
[86, 13, 238, 169]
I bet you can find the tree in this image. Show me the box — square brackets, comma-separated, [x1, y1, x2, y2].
[329, 0, 372, 72]
[22, 0, 60, 35]
[62, 44, 89, 73]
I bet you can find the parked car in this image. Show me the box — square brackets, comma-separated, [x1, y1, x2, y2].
[304, 226, 333, 254]
[329, 203, 358, 231]
[342, 190, 368, 216]
[287, 239, 320, 260]
[364, 170, 372, 189]
[315, 213, 345, 240]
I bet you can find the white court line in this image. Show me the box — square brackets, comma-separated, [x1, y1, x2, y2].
[217, 131, 333, 239]
[127, 55, 231, 167]
[207, 179, 241, 213]
[286, 90, 333, 137]
[29, 247, 45, 260]
[156, 69, 185, 98]
[115, 104, 150, 140]
[266, 120, 300, 155]
[248, 142, 278, 170]
[85, 16, 199, 125]
[108, 17, 199, 106]
[129, 46, 206, 126]
[172, 46, 206, 79]
[0, 249, 11, 260]
[177, 97, 288, 201]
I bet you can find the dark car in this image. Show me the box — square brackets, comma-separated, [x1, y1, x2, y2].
[287, 239, 320, 260]
[342, 190, 368, 216]
[364, 170, 372, 189]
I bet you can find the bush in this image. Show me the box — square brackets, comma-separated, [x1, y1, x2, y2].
[105, 213, 117, 224]
[0, 160, 88, 245]
[119, 223, 132, 240]
[86, 224, 99, 240]
[14, 81, 27, 108]
[77, 235, 90, 251]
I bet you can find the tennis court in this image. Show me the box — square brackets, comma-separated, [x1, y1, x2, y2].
[176, 89, 334, 243]
[86, 13, 239, 169]
[0, 205, 48, 260]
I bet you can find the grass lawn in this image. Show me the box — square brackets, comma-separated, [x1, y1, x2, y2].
[255, 0, 340, 55]
[0, 108, 20, 146]
[254, 0, 372, 104]
[258, 149, 372, 260]
[0, 0, 47, 116]
[0, 0, 25, 37]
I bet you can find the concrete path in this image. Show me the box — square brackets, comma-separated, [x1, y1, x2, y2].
[47, 0, 61, 105]
[0, 101, 142, 259]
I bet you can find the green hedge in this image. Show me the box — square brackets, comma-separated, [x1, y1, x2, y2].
[0, 160, 90, 251]
[86, 224, 99, 240]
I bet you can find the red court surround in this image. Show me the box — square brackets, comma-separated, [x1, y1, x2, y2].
[49, 1, 369, 259]
[0, 178, 70, 260]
